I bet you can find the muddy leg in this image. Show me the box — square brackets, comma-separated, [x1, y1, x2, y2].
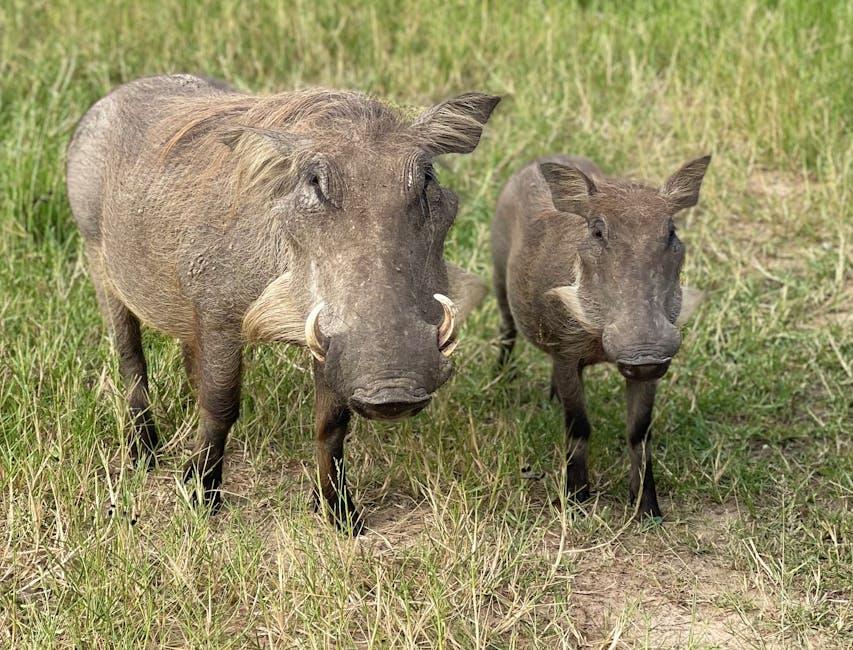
[553, 359, 591, 503]
[92, 278, 158, 467]
[313, 362, 362, 535]
[183, 331, 242, 511]
[549, 368, 560, 402]
[181, 341, 198, 394]
[495, 271, 517, 371]
[626, 379, 662, 519]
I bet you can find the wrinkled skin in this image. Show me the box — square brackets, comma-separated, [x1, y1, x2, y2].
[492, 153, 710, 518]
[67, 75, 498, 534]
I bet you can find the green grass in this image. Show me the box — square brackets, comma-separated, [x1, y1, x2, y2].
[1, 0, 850, 647]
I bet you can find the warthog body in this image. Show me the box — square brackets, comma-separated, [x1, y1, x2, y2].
[67, 74, 498, 532]
[492, 154, 710, 518]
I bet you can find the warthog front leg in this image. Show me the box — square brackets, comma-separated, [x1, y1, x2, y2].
[313, 362, 363, 535]
[625, 379, 663, 519]
[181, 341, 198, 394]
[183, 333, 242, 511]
[552, 359, 591, 503]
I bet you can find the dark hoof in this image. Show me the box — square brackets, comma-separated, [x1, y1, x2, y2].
[639, 503, 663, 521]
[552, 488, 593, 511]
[183, 462, 223, 513]
[313, 494, 365, 536]
[129, 439, 159, 471]
[495, 355, 518, 381]
[335, 510, 365, 536]
[630, 490, 663, 521]
[569, 487, 592, 503]
[130, 448, 157, 471]
[129, 415, 159, 470]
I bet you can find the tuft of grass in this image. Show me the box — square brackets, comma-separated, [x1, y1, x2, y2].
[1, 0, 850, 647]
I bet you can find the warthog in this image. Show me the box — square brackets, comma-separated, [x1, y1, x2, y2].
[67, 74, 499, 533]
[491, 154, 710, 518]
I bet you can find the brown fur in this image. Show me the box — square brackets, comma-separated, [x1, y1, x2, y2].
[67, 74, 499, 531]
[492, 153, 710, 518]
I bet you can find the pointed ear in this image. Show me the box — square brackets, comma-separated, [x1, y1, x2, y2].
[413, 93, 501, 156]
[539, 162, 597, 217]
[676, 286, 704, 326]
[219, 125, 311, 154]
[661, 155, 711, 211]
[445, 263, 488, 323]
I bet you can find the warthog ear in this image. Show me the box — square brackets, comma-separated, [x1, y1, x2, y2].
[413, 93, 501, 156]
[676, 286, 704, 326]
[445, 263, 488, 323]
[661, 155, 712, 211]
[539, 162, 597, 217]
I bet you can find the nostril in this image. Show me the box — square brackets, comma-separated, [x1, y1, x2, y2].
[352, 386, 429, 403]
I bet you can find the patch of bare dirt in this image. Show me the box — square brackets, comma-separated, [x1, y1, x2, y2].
[707, 167, 831, 278]
[565, 503, 831, 649]
[746, 169, 813, 201]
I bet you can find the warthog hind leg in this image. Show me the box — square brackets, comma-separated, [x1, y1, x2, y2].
[494, 270, 517, 373]
[183, 330, 242, 512]
[90, 261, 158, 467]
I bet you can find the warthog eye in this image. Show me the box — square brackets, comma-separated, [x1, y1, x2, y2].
[306, 172, 327, 206]
[419, 164, 439, 215]
[667, 223, 680, 249]
[301, 160, 341, 209]
[589, 218, 606, 242]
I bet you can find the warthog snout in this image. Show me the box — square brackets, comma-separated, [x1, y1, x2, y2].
[604, 317, 682, 382]
[305, 295, 457, 419]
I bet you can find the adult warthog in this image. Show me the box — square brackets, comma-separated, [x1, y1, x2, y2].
[67, 74, 499, 533]
[492, 154, 710, 519]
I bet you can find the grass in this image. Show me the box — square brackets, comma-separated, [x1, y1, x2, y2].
[0, 0, 850, 647]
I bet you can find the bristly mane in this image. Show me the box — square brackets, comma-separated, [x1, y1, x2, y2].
[157, 89, 411, 204]
[162, 88, 406, 155]
[589, 178, 671, 220]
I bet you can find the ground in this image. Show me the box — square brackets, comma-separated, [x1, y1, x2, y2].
[1, 1, 850, 648]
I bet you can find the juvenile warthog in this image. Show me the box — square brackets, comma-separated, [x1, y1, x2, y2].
[492, 154, 710, 518]
[67, 74, 499, 533]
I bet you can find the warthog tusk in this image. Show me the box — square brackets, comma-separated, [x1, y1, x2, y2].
[434, 293, 457, 356]
[304, 302, 328, 362]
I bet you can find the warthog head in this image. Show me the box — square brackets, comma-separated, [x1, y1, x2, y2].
[540, 155, 711, 381]
[237, 91, 499, 418]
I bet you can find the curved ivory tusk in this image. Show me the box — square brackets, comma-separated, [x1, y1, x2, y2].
[434, 293, 456, 355]
[439, 338, 459, 357]
[304, 302, 328, 362]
